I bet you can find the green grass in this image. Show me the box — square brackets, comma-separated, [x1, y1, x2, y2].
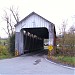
[0, 39, 8, 45]
[0, 52, 14, 59]
[0, 54, 13, 59]
[52, 56, 75, 67]
[59, 56, 74, 63]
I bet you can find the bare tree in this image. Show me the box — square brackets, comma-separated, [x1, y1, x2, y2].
[2, 6, 20, 55]
[57, 20, 75, 56]
[69, 25, 75, 33]
[10, 6, 19, 23]
[61, 21, 67, 47]
[57, 20, 67, 55]
[3, 6, 19, 37]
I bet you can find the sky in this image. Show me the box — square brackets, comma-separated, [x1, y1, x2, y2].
[0, 0, 75, 38]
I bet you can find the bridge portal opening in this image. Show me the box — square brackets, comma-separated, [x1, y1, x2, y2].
[21, 27, 49, 53]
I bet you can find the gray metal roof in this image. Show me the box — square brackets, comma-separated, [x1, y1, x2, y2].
[15, 12, 54, 27]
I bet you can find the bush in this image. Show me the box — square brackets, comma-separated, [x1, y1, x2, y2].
[9, 34, 15, 56]
[56, 33, 75, 56]
[0, 45, 9, 57]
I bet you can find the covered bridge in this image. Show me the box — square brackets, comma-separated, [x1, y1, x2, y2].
[15, 12, 56, 55]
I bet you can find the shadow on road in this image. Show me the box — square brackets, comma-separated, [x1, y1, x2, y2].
[21, 49, 48, 57]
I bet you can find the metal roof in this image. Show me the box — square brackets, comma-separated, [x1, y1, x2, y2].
[15, 12, 54, 27]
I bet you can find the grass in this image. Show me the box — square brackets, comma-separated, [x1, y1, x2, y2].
[58, 56, 74, 63]
[51, 55, 75, 67]
[0, 39, 8, 45]
[0, 54, 13, 59]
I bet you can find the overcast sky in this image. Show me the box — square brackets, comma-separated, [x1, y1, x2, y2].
[0, 0, 75, 38]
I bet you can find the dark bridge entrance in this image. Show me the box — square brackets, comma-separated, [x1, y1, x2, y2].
[22, 27, 49, 53]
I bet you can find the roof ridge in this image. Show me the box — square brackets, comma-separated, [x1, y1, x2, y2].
[15, 12, 54, 27]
